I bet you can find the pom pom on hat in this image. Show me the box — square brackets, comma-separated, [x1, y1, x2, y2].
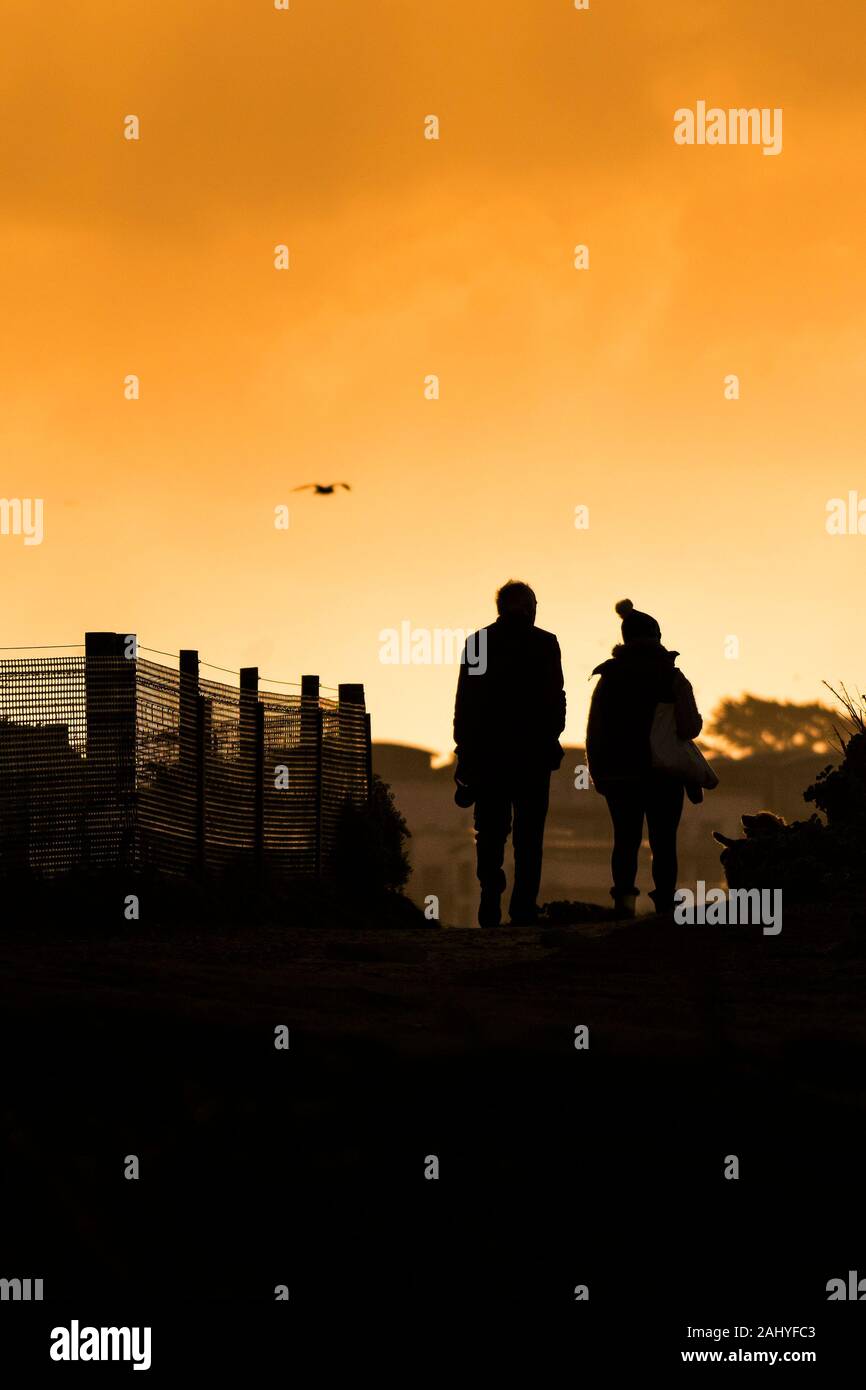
[615, 598, 661, 643]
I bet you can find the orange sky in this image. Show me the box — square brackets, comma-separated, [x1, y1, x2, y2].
[1, 0, 864, 754]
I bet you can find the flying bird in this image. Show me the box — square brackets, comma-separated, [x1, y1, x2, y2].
[292, 482, 351, 495]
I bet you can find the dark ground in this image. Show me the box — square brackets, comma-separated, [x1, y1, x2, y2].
[1, 889, 865, 1364]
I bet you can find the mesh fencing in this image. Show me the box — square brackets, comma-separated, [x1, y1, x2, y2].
[136, 657, 198, 876]
[322, 698, 368, 866]
[260, 688, 322, 877]
[0, 650, 370, 880]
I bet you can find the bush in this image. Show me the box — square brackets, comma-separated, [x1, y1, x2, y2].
[718, 684, 866, 900]
[804, 686, 866, 828]
[335, 774, 412, 897]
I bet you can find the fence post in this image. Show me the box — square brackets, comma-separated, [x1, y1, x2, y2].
[179, 649, 205, 874]
[364, 712, 373, 804]
[255, 701, 264, 871]
[84, 631, 137, 869]
[240, 667, 263, 870]
[337, 683, 370, 805]
[301, 674, 322, 877]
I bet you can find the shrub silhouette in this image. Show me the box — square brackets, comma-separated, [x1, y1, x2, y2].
[804, 685, 866, 828]
[335, 773, 411, 896]
[717, 686, 866, 899]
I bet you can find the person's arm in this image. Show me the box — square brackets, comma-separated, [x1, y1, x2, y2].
[453, 644, 471, 751]
[585, 677, 605, 792]
[673, 670, 702, 740]
[547, 636, 566, 738]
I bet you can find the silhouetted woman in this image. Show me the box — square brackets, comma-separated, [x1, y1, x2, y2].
[586, 599, 702, 916]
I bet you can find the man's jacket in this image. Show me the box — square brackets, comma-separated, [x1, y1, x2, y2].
[453, 616, 566, 780]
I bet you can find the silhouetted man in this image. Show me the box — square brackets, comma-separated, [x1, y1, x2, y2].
[453, 581, 566, 927]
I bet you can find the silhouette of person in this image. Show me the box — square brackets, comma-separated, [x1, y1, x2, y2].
[586, 599, 702, 917]
[453, 581, 566, 927]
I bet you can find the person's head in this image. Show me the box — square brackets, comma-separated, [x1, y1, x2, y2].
[615, 597, 661, 644]
[496, 580, 537, 624]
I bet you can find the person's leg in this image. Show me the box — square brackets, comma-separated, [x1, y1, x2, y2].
[605, 782, 644, 915]
[509, 767, 551, 924]
[473, 781, 512, 926]
[645, 773, 685, 912]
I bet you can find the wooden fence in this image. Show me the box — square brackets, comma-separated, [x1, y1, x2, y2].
[0, 632, 371, 878]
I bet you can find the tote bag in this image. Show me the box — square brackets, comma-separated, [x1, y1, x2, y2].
[650, 702, 719, 790]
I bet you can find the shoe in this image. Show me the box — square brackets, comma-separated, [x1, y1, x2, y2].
[649, 894, 676, 915]
[612, 891, 638, 919]
[508, 902, 539, 927]
[477, 869, 506, 927]
[478, 891, 502, 928]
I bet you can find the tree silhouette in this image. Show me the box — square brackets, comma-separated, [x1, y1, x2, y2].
[707, 695, 833, 756]
[335, 774, 411, 895]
